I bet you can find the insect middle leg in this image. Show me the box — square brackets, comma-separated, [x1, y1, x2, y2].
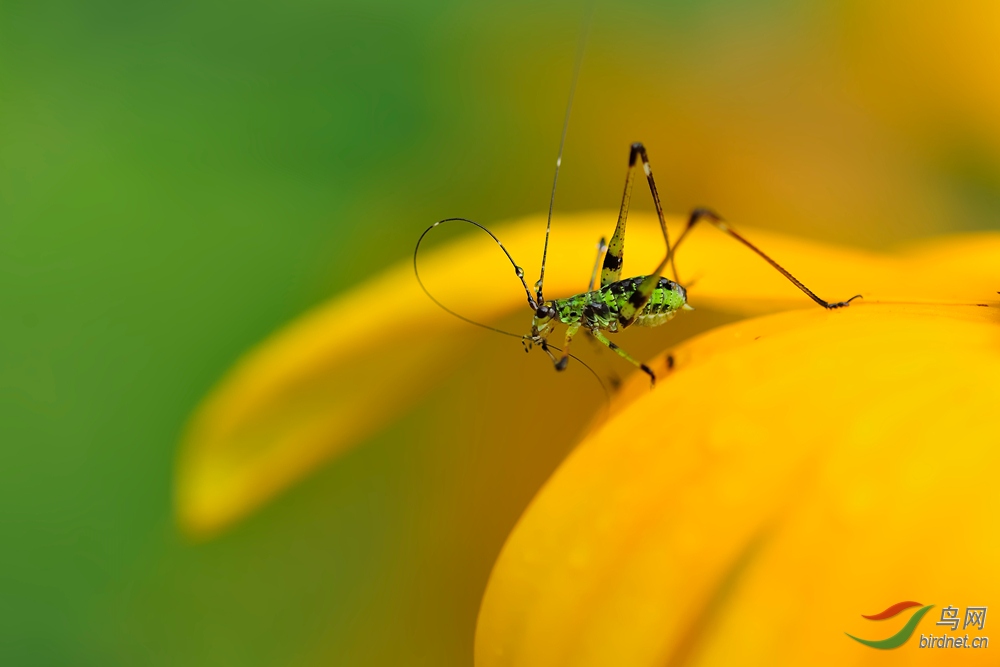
[588, 237, 607, 292]
[589, 329, 656, 386]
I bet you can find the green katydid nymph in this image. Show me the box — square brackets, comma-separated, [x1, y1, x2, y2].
[414, 33, 860, 388]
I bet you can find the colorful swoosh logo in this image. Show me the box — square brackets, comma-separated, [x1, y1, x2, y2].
[862, 600, 923, 620]
[846, 601, 934, 649]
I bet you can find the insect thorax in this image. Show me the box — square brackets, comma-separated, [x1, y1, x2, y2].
[536, 276, 688, 334]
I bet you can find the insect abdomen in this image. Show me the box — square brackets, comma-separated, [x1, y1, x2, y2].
[632, 277, 687, 327]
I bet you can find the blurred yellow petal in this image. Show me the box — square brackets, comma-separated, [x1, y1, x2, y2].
[896, 232, 1000, 286]
[175, 209, 997, 538]
[476, 302, 1000, 666]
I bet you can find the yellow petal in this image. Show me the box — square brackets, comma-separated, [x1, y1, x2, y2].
[476, 303, 1000, 666]
[175, 211, 988, 537]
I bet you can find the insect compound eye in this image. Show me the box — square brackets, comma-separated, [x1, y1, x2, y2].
[535, 305, 552, 320]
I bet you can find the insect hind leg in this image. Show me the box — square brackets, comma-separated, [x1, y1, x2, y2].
[669, 208, 863, 309]
[601, 143, 677, 288]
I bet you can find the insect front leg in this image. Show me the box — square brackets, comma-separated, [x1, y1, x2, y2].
[589, 329, 656, 387]
[554, 321, 582, 371]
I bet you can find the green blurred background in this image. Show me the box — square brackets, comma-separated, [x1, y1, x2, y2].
[3, 0, 999, 664]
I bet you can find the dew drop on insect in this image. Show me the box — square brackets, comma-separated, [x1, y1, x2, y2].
[515, 266, 524, 278]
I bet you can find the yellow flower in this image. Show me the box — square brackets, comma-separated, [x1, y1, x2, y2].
[476, 304, 1000, 666]
[177, 211, 1000, 664]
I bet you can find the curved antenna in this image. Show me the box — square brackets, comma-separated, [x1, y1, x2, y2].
[414, 217, 537, 341]
[413, 217, 609, 404]
[535, 5, 596, 305]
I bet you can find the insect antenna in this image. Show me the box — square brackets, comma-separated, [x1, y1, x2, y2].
[414, 217, 537, 341]
[534, 6, 595, 305]
[414, 216, 609, 402]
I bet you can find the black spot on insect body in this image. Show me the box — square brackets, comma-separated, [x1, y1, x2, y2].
[657, 277, 677, 291]
[603, 254, 623, 272]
